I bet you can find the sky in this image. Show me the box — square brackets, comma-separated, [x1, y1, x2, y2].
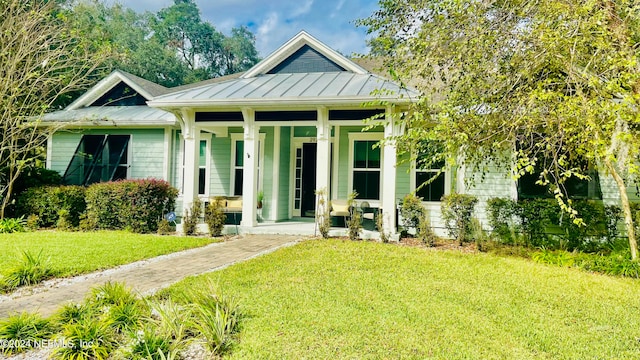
[107, 0, 380, 57]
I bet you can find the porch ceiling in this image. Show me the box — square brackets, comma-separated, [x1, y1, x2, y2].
[148, 72, 418, 108]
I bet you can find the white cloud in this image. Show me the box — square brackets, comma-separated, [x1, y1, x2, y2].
[331, 0, 346, 18]
[291, 0, 314, 18]
[257, 12, 281, 53]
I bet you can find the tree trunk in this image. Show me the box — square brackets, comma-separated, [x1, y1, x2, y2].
[604, 158, 638, 261]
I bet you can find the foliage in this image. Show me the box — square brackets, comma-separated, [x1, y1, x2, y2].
[441, 194, 478, 244]
[0, 217, 26, 234]
[488, 197, 616, 252]
[530, 249, 640, 279]
[346, 192, 362, 241]
[205, 197, 226, 237]
[486, 198, 520, 244]
[16, 185, 86, 228]
[0, 0, 112, 219]
[128, 326, 172, 360]
[51, 317, 117, 360]
[399, 193, 427, 229]
[156, 218, 173, 235]
[56, 209, 74, 231]
[176, 280, 242, 355]
[1, 250, 55, 291]
[0, 312, 54, 354]
[417, 215, 437, 247]
[376, 212, 390, 243]
[360, 0, 640, 260]
[182, 197, 202, 236]
[84, 179, 178, 233]
[88, 281, 139, 308]
[315, 188, 331, 239]
[68, 0, 260, 87]
[147, 299, 190, 347]
[55, 302, 96, 325]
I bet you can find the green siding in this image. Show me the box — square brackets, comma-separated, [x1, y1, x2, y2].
[396, 152, 411, 199]
[293, 126, 317, 137]
[464, 164, 517, 229]
[209, 134, 231, 196]
[50, 129, 166, 180]
[278, 127, 291, 220]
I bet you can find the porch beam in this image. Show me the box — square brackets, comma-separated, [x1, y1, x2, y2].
[316, 107, 331, 210]
[381, 106, 399, 237]
[241, 108, 259, 227]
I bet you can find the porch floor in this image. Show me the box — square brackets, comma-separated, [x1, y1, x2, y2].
[220, 218, 382, 240]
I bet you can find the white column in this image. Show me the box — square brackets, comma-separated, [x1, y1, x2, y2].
[382, 106, 398, 236]
[331, 125, 340, 200]
[181, 109, 200, 216]
[316, 107, 331, 205]
[241, 108, 258, 227]
[271, 126, 281, 221]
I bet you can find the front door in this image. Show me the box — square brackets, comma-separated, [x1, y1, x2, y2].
[301, 143, 317, 217]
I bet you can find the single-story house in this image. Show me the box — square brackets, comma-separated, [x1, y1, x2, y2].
[42, 31, 637, 236]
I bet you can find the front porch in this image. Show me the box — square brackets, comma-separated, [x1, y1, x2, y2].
[182, 218, 383, 240]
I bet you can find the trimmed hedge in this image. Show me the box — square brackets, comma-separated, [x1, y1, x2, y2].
[16, 186, 86, 227]
[487, 197, 620, 252]
[84, 179, 178, 233]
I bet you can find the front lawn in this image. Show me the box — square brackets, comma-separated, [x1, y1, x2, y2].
[0, 231, 217, 278]
[165, 239, 640, 359]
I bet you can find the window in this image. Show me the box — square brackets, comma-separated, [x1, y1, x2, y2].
[198, 139, 208, 195]
[349, 134, 383, 200]
[230, 134, 264, 196]
[415, 157, 446, 202]
[63, 134, 130, 185]
[517, 163, 602, 200]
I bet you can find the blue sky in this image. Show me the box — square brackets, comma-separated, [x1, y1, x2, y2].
[108, 0, 379, 57]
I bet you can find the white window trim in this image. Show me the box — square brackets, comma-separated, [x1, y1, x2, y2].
[348, 132, 384, 202]
[177, 132, 210, 197]
[230, 133, 265, 196]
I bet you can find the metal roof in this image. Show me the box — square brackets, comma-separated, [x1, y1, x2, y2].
[42, 106, 175, 126]
[149, 72, 418, 107]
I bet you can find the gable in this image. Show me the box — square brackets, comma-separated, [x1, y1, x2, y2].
[90, 82, 148, 107]
[267, 45, 346, 74]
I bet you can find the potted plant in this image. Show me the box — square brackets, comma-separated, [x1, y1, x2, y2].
[257, 190, 264, 209]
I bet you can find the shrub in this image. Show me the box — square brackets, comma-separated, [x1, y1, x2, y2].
[486, 198, 520, 244]
[0, 217, 26, 234]
[16, 185, 86, 228]
[51, 317, 117, 360]
[128, 326, 172, 360]
[0, 312, 54, 354]
[56, 209, 74, 231]
[147, 299, 190, 346]
[87, 281, 139, 308]
[346, 192, 361, 241]
[604, 205, 622, 244]
[205, 197, 226, 237]
[400, 193, 427, 229]
[517, 198, 558, 247]
[182, 198, 202, 236]
[179, 282, 241, 356]
[25, 214, 39, 231]
[157, 218, 173, 235]
[315, 189, 331, 239]
[441, 193, 478, 245]
[417, 215, 438, 246]
[12, 167, 62, 195]
[85, 179, 178, 233]
[55, 302, 96, 325]
[108, 301, 146, 333]
[2, 250, 55, 290]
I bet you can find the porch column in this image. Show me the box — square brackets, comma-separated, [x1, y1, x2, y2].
[241, 108, 258, 227]
[316, 107, 331, 205]
[181, 109, 200, 216]
[382, 106, 398, 236]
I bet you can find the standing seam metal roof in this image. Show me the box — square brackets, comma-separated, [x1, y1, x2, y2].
[149, 72, 417, 104]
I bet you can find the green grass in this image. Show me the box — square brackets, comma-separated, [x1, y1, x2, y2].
[0, 231, 217, 278]
[164, 239, 640, 359]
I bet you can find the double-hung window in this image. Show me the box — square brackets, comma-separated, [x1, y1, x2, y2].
[63, 134, 130, 185]
[415, 155, 446, 202]
[349, 134, 383, 200]
[230, 134, 264, 196]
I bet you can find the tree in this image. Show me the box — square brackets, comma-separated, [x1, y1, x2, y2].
[69, 0, 191, 87]
[0, 0, 112, 218]
[152, 0, 259, 79]
[360, 0, 640, 259]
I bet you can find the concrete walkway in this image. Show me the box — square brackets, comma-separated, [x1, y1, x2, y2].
[0, 234, 302, 318]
